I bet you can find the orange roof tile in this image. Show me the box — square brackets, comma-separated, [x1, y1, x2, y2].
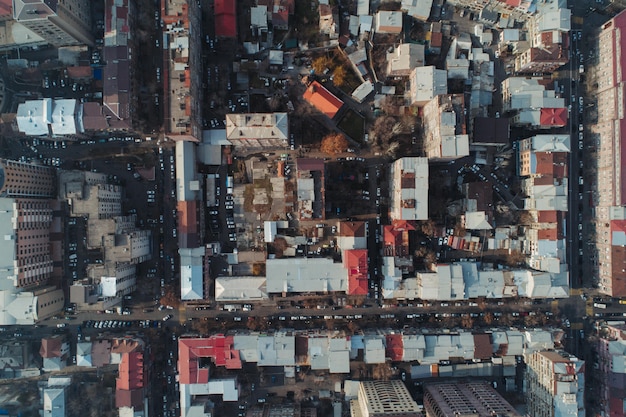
[385, 334, 403, 361]
[540, 108, 568, 126]
[303, 81, 344, 119]
[344, 249, 368, 296]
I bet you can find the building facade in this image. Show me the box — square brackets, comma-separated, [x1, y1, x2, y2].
[13, 0, 93, 46]
[351, 380, 421, 417]
[593, 10, 626, 295]
[0, 159, 56, 198]
[525, 350, 585, 417]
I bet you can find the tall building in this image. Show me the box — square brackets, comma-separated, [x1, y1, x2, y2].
[424, 381, 520, 417]
[594, 321, 626, 417]
[389, 157, 429, 221]
[13, 0, 93, 46]
[525, 350, 585, 417]
[0, 159, 56, 198]
[593, 10, 626, 296]
[350, 380, 422, 417]
[0, 160, 63, 325]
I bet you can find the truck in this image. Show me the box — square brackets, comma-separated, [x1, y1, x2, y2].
[205, 174, 218, 207]
[594, 303, 607, 309]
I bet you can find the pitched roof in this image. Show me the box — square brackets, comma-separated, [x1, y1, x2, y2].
[539, 108, 568, 126]
[178, 336, 242, 385]
[340, 221, 366, 237]
[344, 249, 368, 296]
[303, 81, 344, 119]
[215, 0, 237, 37]
[40, 336, 63, 358]
[117, 351, 144, 391]
[385, 334, 404, 361]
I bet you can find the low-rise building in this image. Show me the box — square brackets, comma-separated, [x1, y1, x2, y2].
[390, 157, 429, 221]
[225, 113, 289, 149]
[409, 66, 448, 106]
[375, 10, 403, 34]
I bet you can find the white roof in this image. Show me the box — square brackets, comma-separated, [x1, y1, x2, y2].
[349, 15, 360, 36]
[411, 66, 448, 105]
[465, 211, 493, 230]
[51, 99, 82, 136]
[269, 50, 283, 65]
[375, 11, 403, 33]
[352, 81, 374, 103]
[402, 0, 433, 20]
[359, 15, 373, 32]
[16, 99, 52, 136]
[264, 221, 278, 243]
[179, 247, 205, 300]
[225, 113, 288, 142]
[390, 157, 429, 221]
[417, 264, 464, 300]
[176, 140, 198, 202]
[251, 6, 268, 28]
[356, 0, 369, 16]
[43, 387, 66, 417]
[529, 134, 571, 152]
[266, 258, 347, 293]
[257, 331, 295, 366]
[536, 8, 571, 32]
[387, 43, 425, 76]
[215, 276, 268, 301]
[363, 336, 386, 364]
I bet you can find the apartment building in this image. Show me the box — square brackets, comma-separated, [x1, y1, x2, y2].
[424, 381, 520, 417]
[0, 159, 56, 198]
[593, 10, 626, 295]
[351, 380, 421, 417]
[422, 94, 469, 161]
[13, 0, 93, 46]
[594, 321, 626, 417]
[525, 350, 585, 417]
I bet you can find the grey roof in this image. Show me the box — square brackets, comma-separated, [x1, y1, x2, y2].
[266, 258, 347, 293]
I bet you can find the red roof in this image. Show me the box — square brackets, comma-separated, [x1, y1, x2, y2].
[215, 0, 237, 38]
[117, 351, 144, 391]
[178, 336, 242, 385]
[385, 334, 403, 361]
[537, 228, 558, 240]
[344, 249, 368, 296]
[612, 220, 626, 239]
[540, 108, 568, 126]
[178, 200, 199, 248]
[538, 210, 558, 223]
[303, 81, 344, 119]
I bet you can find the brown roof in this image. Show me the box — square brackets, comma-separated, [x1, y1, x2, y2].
[473, 333, 492, 360]
[178, 200, 199, 248]
[612, 246, 626, 297]
[82, 102, 109, 130]
[296, 158, 324, 172]
[66, 66, 93, 80]
[340, 221, 366, 237]
[40, 336, 63, 358]
[115, 388, 144, 409]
